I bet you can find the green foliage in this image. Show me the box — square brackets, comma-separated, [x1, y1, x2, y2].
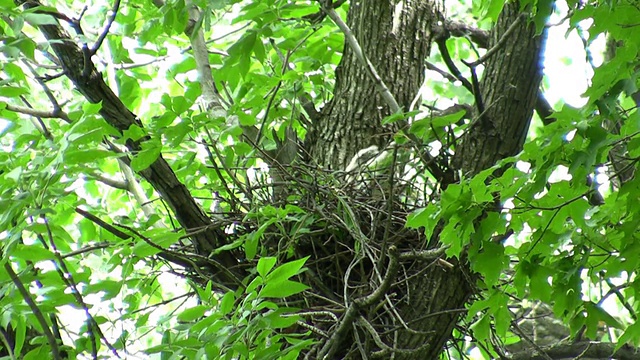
[1, 0, 332, 355]
[1, 0, 640, 358]
[143, 257, 311, 359]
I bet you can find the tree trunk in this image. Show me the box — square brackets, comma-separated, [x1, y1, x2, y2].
[304, 1, 546, 358]
[306, 1, 437, 170]
[452, 4, 545, 176]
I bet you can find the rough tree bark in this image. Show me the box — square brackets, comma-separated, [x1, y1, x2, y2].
[452, 5, 545, 175]
[306, 1, 437, 170]
[305, 1, 546, 358]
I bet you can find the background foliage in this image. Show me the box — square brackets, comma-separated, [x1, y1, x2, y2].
[1, 0, 639, 359]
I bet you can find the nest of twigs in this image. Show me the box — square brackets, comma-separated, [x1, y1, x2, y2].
[163, 159, 449, 356]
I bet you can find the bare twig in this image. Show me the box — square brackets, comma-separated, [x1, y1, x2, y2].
[317, 246, 400, 359]
[75, 207, 131, 239]
[467, 14, 526, 67]
[22, 59, 67, 119]
[91, 0, 121, 54]
[358, 317, 428, 358]
[131, 292, 195, 314]
[201, 131, 244, 211]
[426, 61, 461, 84]
[3, 261, 61, 359]
[4, 104, 71, 123]
[86, 172, 129, 190]
[398, 246, 447, 261]
[114, 223, 240, 289]
[602, 278, 637, 320]
[205, 131, 253, 204]
[319, 1, 401, 113]
[61, 242, 111, 259]
[436, 38, 473, 92]
[40, 216, 117, 359]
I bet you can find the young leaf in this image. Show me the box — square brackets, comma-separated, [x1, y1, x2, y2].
[257, 257, 277, 278]
[265, 256, 309, 283]
[177, 305, 208, 323]
[260, 280, 309, 298]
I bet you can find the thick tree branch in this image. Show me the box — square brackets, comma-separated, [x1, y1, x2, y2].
[510, 341, 640, 360]
[17, 0, 239, 282]
[320, 2, 453, 184]
[442, 20, 490, 48]
[452, 2, 545, 175]
[535, 91, 556, 125]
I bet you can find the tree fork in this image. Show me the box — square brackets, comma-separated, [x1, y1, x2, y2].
[304, 1, 547, 358]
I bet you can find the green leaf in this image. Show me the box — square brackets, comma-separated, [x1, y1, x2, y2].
[130, 141, 162, 171]
[473, 0, 505, 21]
[16, 37, 35, 60]
[84, 280, 122, 300]
[253, 37, 265, 63]
[153, 112, 178, 128]
[64, 149, 114, 164]
[177, 305, 208, 323]
[0, 0, 15, 9]
[616, 320, 640, 351]
[23, 13, 58, 26]
[381, 110, 419, 125]
[11, 244, 55, 262]
[219, 291, 235, 315]
[257, 257, 277, 278]
[244, 227, 262, 260]
[280, 3, 319, 18]
[584, 301, 622, 332]
[13, 317, 25, 356]
[260, 280, 309, 298]
[24, 346, 49, 360]
[190, 312, 221, 334]
[494, 304, 511, 337]
[122, 124, 147, 141]
[0, 85, 28, 97]
[431, 110, 466, 127]
[266, 256, 309, 283]
[406, 204, 439, 241]
[226, 31, 257, 78]
[246, 276, 264, 294]
[472, 240, 507, 287]
[171, 95, 191, 115]
[533, 0, 554, 34]
[2, 62, 26, 82]
[471, 314, 491, 342]
[264, 309, 299, 329]
[82, 101, 103, 116]
[528, 264, 552, 302]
